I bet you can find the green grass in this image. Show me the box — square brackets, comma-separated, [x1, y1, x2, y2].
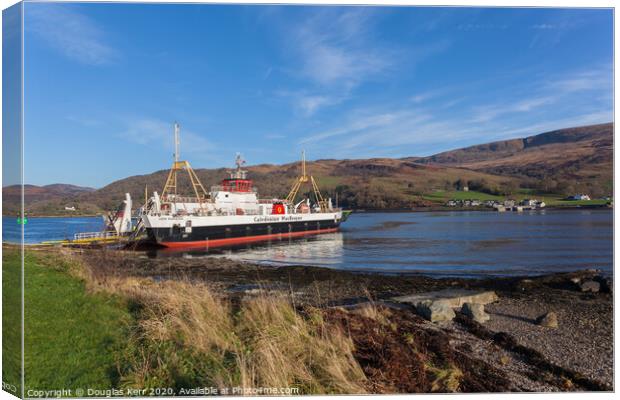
[422, 190, 503, 202]
[2, 248, 23, 396]
[545, 199, 610, 207]
[2, 250, 132, 393]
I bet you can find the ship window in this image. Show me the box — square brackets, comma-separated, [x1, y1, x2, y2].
[225, 194, 229, 198]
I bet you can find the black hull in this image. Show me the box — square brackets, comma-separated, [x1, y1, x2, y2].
[147, 219, 341, 248]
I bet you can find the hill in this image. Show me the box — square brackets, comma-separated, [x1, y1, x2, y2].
[2, 184, 96, 216]
[414, 123, 613, 196]
[68, 158, 517, 214]
[3, 123, 613, 215]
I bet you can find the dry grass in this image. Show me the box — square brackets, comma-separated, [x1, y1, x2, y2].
[237, 297, 366, 393]
[60, 249, 367, 394]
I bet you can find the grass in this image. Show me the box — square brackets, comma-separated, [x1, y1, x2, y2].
[2, 248, 368, 394]
[422, 190, 503, 202]
[544, 199, 610, 207]
[110, 280, 367, 393]
[4, 248, 485, 395]
[2, 248, 22, 397]
[1, 249, 133, 392]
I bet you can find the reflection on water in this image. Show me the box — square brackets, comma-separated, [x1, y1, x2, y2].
[3, 209, 613, 277]
[150, 233, 345, 269]
[214, 233, 345, 267]
[150, 209, 613, 277]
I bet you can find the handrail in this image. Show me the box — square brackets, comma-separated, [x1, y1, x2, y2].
[73, 231, 119, 240]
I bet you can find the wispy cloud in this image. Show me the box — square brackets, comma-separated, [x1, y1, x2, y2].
[27, 4, 117, 65]
[293, 8, 390, 88]
[471, 67, 612, 123]
[300, 110, 420, 145]
[272, 8, 451, 117]
[545, 69, 611, 93]
[269, 8, 404, 116]
[470, 96, 554, 123]
[276, 90, 346, 117]
[297, 64, 612, 158]
[531, 23, 557, 30]
[120, 118, 212, 155]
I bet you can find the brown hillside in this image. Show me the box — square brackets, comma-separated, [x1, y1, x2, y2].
[67, 158, 515, 214]
[4, 123, 612, 215]
[415, 123, 613, 196]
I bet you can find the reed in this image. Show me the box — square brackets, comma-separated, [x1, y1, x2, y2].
[68, 249, 368, 394]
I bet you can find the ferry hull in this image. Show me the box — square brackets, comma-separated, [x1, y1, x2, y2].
[146, 218, 341, 248]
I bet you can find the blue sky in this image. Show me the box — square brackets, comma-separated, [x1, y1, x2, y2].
[22, 3, 613, 188]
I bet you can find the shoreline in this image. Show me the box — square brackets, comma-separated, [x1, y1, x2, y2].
[10, 246, 614, 392]
[77, 249, 615, 391]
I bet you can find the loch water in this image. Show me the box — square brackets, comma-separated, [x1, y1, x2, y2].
[3, 209, 612, 277]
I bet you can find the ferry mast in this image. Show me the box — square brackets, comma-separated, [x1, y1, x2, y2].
[161, 122, 209, 202]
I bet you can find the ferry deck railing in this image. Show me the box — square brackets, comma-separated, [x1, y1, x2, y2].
[73, 231, 120, 241]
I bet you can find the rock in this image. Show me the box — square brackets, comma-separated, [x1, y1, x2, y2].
[461, 302, 490, 323]
[536, 311, 558, 328]
[416, 302, 456, 323]
[393, 289, 499, 309]
[570, 277, 581, 285]
[592, 275, 612, 293]
[580, 280, 600, 293]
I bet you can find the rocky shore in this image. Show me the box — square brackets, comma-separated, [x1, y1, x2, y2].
[67, 248, 613, 392]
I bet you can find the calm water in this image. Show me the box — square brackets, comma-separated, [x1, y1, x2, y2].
[2, 216, 104, 244]
[2, 210, 613, 277]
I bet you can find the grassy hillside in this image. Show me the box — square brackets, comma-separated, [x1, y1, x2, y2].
[66, 159, 520, 213]
[2, 184, 96, 217]
[5, 123, 613, 215]
[415, 123, 613, 197]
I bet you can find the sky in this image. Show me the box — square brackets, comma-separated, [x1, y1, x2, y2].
[20, 2, 613, 188]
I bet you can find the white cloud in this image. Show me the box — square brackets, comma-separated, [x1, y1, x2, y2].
[470, 67, 612, 124]
[470, 96, 554, 123]
[531, 23, 556, 30]
[120, 118, 212, 155]
[300, 110, 416, 145]
[546, 69, 611, 93]
[296, 64, 612, 159]
[27, 4, 117, 65]
[268, 8, 449, 117]
[269, 8, 402, 116]
[294, 8, 389, 88]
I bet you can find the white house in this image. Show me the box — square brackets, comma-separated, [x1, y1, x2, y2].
[570, 194, 591, 201]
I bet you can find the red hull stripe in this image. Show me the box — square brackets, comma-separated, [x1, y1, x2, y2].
[160, 227, 339, 249]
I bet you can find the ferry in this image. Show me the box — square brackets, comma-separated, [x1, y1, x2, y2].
[140, 123, 347, 248]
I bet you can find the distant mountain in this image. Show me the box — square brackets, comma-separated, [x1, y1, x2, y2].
[3, 122, 613, 215]
[2, 184, 95, 216]
[414, 123, 613, 195]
